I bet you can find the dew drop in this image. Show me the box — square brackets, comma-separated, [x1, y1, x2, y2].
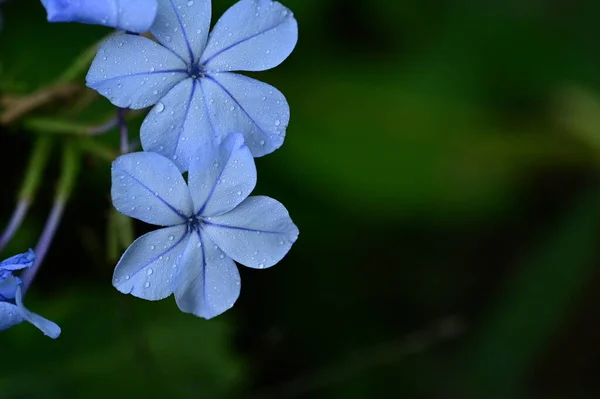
[150, 245, 155, 250]
[187, 0, 194, 5]
[274, 120, 281, 126]
[147, 269, 154, 276]
[168, 235, 174, 241]
[144, 282, 150, 288]
[165, 35, 172, 43]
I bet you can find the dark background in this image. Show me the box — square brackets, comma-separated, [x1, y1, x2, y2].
[2, 0, 600, 398]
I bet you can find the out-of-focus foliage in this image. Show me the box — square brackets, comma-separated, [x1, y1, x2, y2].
[3, 0, 600, 398]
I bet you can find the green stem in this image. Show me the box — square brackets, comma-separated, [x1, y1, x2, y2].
[19, 136, 53, 202]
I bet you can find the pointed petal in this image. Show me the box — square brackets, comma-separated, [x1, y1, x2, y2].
[141, 79, 215, 172]
[203, 196, 298, 269]
[201, 0, 297, 72]
[111, 152, 193, 226]
[189, 133, 256, 217]
[0, 302, 24, 331]
[174, 231, 240, 319]
[113, 225, 189, 300]
[15, 284, 61, 339]
[86, 33, 187, 109]
[41, 0, 158, 33]
[0, 249, 35, 274]
[203, 72, 289, 157]
[151, 0, 211, 64]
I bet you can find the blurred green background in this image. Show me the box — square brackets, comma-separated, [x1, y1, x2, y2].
[3, 0, 600, 398]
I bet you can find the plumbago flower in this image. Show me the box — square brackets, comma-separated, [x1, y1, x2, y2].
[87, 0, 298, 171]
[111, 133, 298, 319]
[40, 0, 158, 33]
[0, 250, 61, 338]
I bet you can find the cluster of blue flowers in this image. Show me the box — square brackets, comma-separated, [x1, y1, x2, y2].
[0, 0, 298, 337]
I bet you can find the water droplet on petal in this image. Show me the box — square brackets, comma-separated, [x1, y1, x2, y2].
[144, 282, 150, 288]
[147, 269, 153, 276]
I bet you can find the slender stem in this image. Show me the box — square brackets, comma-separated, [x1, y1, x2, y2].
[118, 108, 129, 154]
[0, 137, 53, 252]
[21, 143, 80, 294]
[21, 200, 65, 293]
[0, 200, 29, 252]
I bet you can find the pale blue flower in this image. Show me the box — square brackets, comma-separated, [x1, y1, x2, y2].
[87, 0, 298, 171]
[111, 133, 298, 319]
[40, 0, 158, 33]
[0, 250, 61, 338]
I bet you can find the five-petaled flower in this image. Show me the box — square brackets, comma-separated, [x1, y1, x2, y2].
[87, 0, 298, 171]
[40, 0, 158, 33]
[111, 133, 298, 319]
[0, 250, 61, 338]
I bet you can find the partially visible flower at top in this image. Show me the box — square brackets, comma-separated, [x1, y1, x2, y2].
[0, 250, 61, 338]
[111, 133, 299, 319]
[40, 0, 158, 33]
[87, 0, 298, 171]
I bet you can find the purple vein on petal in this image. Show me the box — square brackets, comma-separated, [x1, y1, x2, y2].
[201, 20, 289, 66]
[205, 74, 269, 138]
[167, 0, 195, 64]
[172, 79, 198, 159]
[203, 221, 283, 235]
[113, 165, 189, 221]
[126, 230, 189, 286]
[197, 230, 208, 314]
[92, 69, 188, 86]
[199, 78, 218, 139]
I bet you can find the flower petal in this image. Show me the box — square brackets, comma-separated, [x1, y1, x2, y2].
[0, 302, 24, 332]
[112, 152, 193, 226]
[141, 78, 215, 172]
[113, 225, 189, 300]
[0, 249, 35, 274]
[203, 196, 298, 269]
[189, 133, 256, 217]
[14, 284, 61, 339]
[151, 0, 211, 64]
[203, 72, 289, 157]
[41, 0, 158, 33]
[86, 33, 187, 109]
[201, 0, 297, 72]
[174, 231, 240, 319]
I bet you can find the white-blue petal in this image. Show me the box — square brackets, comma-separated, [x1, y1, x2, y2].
[41, 0, 158, 33]
[86, 33, 187, 109]
[203, 196, 298, 269]
[113, 225, 189, 300]
[201, 0, 297, 72]
[188, 133, 256, 217]
[141, 78, 215, 172]
[111, 152, 193, 226]
[14, 284, 61, 339]
[203, 72, 289, 157]
[0, 302, 24, 331]
[151, 0, 212, 64]
[174, 231, 240, 319]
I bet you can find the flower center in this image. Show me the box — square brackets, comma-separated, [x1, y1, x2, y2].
[187, 215, 203, 233]
[187, 62, 206, 79]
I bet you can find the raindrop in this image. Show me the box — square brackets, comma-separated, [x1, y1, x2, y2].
[165, 35, 172, 43]
[144, 282, 150, 288]
[168, 235, 174, 241]
[150, 245, 156, 250]
[147, 269, 154, 276]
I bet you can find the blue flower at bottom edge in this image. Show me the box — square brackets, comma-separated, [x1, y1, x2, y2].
[40, 0, 158, 33]
[0, 250, 61, 338]
[111, 133, 299, 319]
[87, 0, 298, 171]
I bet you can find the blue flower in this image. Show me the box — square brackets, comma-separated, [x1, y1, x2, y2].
[40, 0, 158, 33]
[87, 0, 298, 171]
[0, 250, 61, 338]
[111, 133, 298, 319]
